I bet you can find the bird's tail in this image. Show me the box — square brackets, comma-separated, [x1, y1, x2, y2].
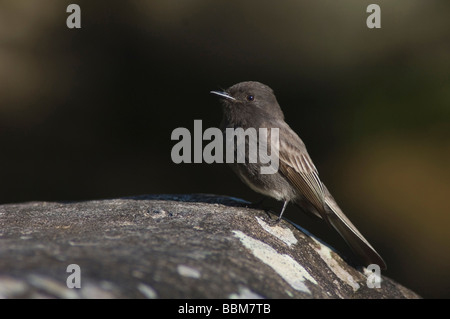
[324, 196, 387, 270]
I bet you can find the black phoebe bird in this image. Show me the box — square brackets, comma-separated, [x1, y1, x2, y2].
[211, 81, 386, 269]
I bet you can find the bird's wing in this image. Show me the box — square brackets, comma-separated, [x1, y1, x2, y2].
[277, 128, 326, 214]
[277, 123, 386, 269]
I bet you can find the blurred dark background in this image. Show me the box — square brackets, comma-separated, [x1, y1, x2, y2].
[1, 0, 449, 298]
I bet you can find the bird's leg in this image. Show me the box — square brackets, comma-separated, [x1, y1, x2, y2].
[276, 200, 289, 222]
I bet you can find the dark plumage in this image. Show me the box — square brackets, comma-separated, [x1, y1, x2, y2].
[211, 81, 386, 269]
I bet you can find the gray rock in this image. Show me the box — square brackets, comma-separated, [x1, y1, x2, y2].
[0, 194, 420, 299]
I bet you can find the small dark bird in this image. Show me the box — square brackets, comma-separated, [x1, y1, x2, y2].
[211, 81, 386, 269]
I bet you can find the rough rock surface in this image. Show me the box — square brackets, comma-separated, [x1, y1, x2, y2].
[0, 194, 420, 299]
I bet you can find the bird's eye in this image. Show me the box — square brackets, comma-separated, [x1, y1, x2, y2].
[246, 95, 254, 101]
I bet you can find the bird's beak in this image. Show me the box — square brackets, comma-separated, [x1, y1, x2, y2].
[210, 90, 236, 101]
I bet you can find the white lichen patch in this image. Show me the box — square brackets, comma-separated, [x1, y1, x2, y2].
[79, 282, 117, 299]
[311, 238, 360, 292]
[177, 265, 201, 279]
[233, 230, 317, 294]
[0, 276, 27, 298]
[28, 274, 79, 299]
[151, 209, 168, 218]
[137, 283, 158, 299]
[256, 217, 298, 248]
[229, 287, 264, 299]
[285, 290, 294, 297]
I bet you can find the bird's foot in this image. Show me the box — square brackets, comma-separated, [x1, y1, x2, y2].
[265, 215, 283, 226]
